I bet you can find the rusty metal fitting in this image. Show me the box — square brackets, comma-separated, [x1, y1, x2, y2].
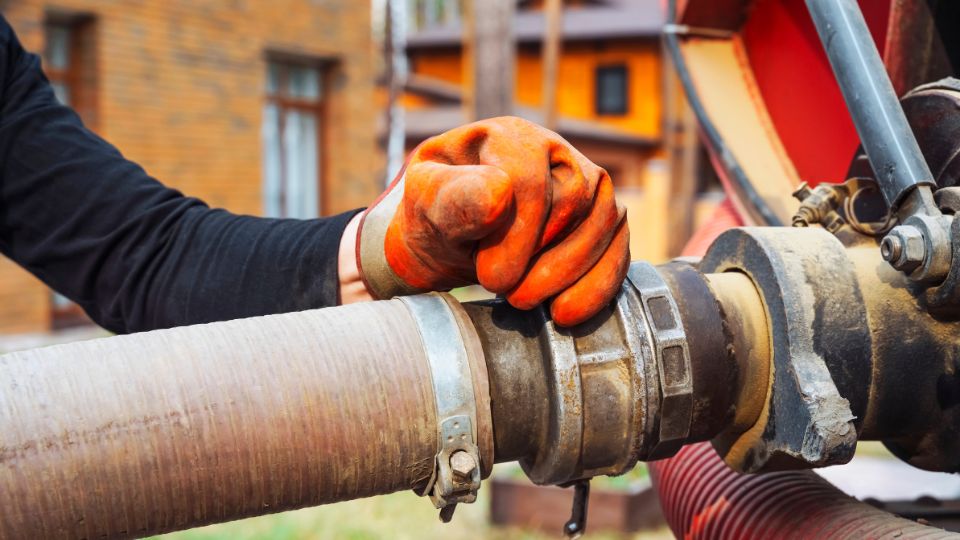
[463, 261, 712, 487]
[449, 450, 477, 480]
[879, 234, 903, 263]
[464, 265, 652, 486]
[882, 224, 926, 273]
[519, 273, 657, 485]
[901, 214, 953, 283]
[700, 227, 864, 473]
[791, 181, 848, 232]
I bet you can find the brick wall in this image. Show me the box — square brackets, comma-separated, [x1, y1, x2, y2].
[0, 0, 384, 334]
[0, 258, 49, 334]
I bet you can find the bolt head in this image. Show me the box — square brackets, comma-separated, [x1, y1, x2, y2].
[884, 225, 926, 273]
[449, 451, 477, 479]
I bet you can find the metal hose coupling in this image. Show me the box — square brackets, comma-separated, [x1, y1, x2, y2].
[463, 260, 734, 487]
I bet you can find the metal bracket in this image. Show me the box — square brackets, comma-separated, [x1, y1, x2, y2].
[400, 294, 482, 522]
[424, 415, 481, 512]
[701, 228, 860, 472]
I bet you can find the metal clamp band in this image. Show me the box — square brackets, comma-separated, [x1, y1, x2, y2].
[627, 262, 694, 460]
[400, 294, 482, 518]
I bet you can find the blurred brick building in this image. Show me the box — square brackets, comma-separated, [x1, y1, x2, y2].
[0, 0, 384, 333]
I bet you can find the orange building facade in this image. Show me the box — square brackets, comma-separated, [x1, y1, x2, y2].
[408, 40, 663, 141]
[0, 0, 384, 334]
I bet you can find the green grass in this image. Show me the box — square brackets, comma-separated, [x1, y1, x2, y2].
[494, 462, 650, 492]
[151, 466, 671, 540]
[854, 440, 897, 459]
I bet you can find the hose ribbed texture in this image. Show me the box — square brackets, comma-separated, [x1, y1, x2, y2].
[654, 200, 952, 539]
[651, 443, 954, 539]
[0, 300, 438, 539]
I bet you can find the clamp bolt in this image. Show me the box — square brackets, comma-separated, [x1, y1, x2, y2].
[449, 450, 477, 480]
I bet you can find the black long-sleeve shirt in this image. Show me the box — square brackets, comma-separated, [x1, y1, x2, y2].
[0, 17, 359, 334]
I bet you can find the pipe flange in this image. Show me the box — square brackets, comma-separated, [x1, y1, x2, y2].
[520, 270, 658, 485]
[400, 294, 490, 516]
[571, 275, 659, 479]
[626, 262, 693, 460]
[700, 227, 866, 472]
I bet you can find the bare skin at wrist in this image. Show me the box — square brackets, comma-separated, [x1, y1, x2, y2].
[338, 213, 374, 304]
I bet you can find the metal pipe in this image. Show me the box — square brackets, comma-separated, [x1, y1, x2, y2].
[8, 218, 960, 540]
[0, 298, 488, 539]
[805, 0, 938, 215]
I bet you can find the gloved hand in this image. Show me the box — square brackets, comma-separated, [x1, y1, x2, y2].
[356, 116, 630, 326]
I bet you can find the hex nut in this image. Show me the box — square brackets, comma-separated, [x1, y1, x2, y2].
[449, 450, 476, 479]
[902, 214, 953, 284]
[886, 225, 926, 273]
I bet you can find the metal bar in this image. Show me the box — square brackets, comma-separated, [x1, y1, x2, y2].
[805, 0, 938, 214]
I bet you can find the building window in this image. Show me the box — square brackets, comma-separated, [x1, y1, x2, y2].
[43, 13, 98, 329]
[44, 13, 98, 127]
[408, 0, 462, 32]
[595, 65, 628, 116]
[262, 60, 326, 218]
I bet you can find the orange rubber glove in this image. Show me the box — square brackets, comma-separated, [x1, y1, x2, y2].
[356, 116, 630, 326]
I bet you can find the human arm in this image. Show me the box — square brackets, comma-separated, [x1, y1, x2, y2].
[0, 16, 360, 334]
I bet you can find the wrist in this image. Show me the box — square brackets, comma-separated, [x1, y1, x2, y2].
[338, 212, 373, 304]
[356, 175, 425, 300]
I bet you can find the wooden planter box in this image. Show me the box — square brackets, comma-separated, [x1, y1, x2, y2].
[489, 476, 665, 534]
